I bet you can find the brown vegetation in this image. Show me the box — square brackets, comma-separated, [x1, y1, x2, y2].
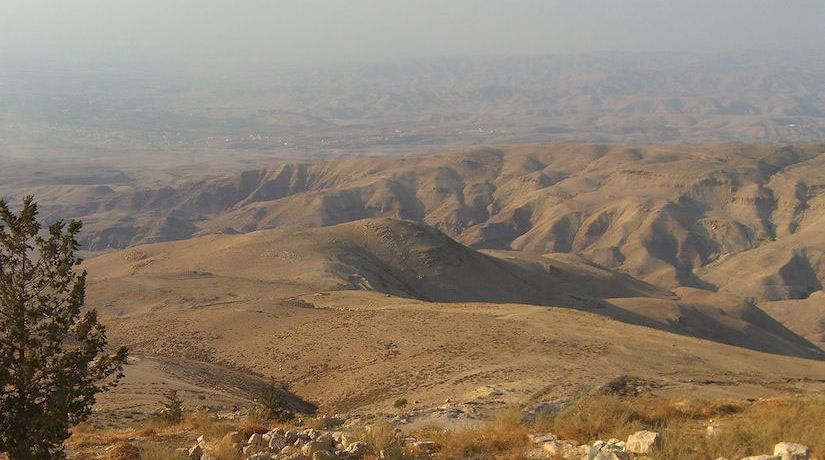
[65, 394, 824, 460]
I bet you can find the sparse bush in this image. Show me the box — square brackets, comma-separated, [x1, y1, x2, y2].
[534, 394, 822, 460]
[393, 398, 408, 410]
[356, 420, 413, 460]
[253, 381, 294, 423]
[183, 412, 234, 438]
[430, 407, 530, 459]
[158, 390, 185, 423]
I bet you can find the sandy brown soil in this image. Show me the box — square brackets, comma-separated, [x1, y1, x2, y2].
[83, 218, 825, 424]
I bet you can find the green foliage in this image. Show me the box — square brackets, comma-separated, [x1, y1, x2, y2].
[393, 398, 408, 410]
[254, 381, 294, 423]
[158, 390, 184, 423]
[0, 196, 128, 460]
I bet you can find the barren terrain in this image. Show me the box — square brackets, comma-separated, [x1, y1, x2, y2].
[82, 217, 825, 425]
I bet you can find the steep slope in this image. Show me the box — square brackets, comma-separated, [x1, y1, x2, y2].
[84, 218, 667, 309]
[80, 218, 825, 414]
[761, 292, 825, 351]
[83, 218, 823, 359]
[40, 143, 825, 302]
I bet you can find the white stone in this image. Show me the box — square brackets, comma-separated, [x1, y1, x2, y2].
[542, 439, 584, 459]
[302, 440, 330, 456]
[592, 451, 630, 460]
[411, 441, 440, 454]
[345, 441, 369, 456]
[248, 433, 263, 447]
[268, 433, 286, 451]
[774, 443, 810, 460]
[626, 430, 661, 454]
[530, 433, 559, 444]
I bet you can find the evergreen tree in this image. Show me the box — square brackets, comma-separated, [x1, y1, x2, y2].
[0, 196, 128, 460]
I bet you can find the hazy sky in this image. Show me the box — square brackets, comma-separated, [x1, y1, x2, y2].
[2, 0, 824, 66]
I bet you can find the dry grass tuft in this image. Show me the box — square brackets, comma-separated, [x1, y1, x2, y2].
[535, 394, 822, 460]
[68, 427, 136, 450]
[206, 438, 243, 460]
[138, 442, 188, 460]
[105, 443, 141, 460]
[427, 408, 530, 459]
[653, 396, 825, 460]
[66, 395, 823, 460]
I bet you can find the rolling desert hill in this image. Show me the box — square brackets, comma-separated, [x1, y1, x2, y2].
[43, 141, 823, 426]
[37, 143, 824, 304]
[83, 218, 822, 365]
[762, 292, 825, 351]
[84, 218, 667, 308]
[81, 218, 825, 419]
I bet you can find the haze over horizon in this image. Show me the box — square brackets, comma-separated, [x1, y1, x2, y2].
[2, 0, 825, 69]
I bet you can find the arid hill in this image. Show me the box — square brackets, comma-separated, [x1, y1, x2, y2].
[82, 218, 825, 417]
[41, 144, 822, 302]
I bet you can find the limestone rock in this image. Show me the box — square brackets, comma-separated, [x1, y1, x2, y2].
[248, 433, 263, 447]
[302, 440, 331, 456]
[626, 430, 661, 454]
[543, 439, 580, 458]
[774, 443, 810, 460]
[411, 441, 440, 454]
[188, 445, 203, 460]
[588, 439, 629, 460]
[344, 441, 369, 457]
[312, 451, 337, 460]
[530, 433, 559, 444]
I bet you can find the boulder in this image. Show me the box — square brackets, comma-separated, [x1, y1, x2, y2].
[245, 453, 270, 460]
[530, 433, 559, 444]
[280, 446, 299, 456]
[626, 430, 661, 454]
[543, 440, 580, 458]
[588, 439, 630, 460]
[268, 432, 287, 451]
[283, 454, 305, 460]
[248, 433, 264, 447]
[774, 443, 810, 460]
[188, 445, 203, 460]
[312, 451, 338, 460]
[344, 441, 369, 457]
[740, 456, 777, 460]
[411, 441, 440, 454]
[284, 430, 300, 444]
[592, 451, 630, 460]
[302, 440, 331, 456]
[316, 432, 334, 448]
[316, 415, 345, 429]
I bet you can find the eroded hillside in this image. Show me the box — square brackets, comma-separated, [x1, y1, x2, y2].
[36, 144, 824, 304]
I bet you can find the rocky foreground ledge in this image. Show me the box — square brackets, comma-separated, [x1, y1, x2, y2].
[107, 418, 814, 460]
